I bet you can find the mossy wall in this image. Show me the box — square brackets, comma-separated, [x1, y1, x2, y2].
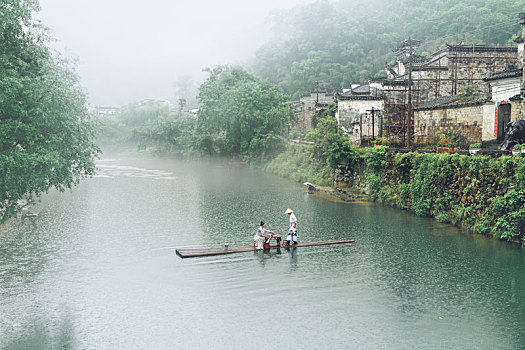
[336, 148, 525, 242]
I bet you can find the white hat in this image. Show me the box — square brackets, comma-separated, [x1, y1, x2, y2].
[285, 208, 294, 214]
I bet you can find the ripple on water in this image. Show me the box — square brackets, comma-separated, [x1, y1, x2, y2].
[1, 157, 524, 349]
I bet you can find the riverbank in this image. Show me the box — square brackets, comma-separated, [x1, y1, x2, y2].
[0, 200, 44, 237]
[264, 143, 525, 244]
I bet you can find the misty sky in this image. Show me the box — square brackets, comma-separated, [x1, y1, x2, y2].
[36, 0, 315, 107]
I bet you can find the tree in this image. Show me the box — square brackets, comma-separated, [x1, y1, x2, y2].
[172, 75, 197, 109]
[197, 66, 294, 161]
[0, 0, 100, 221]
[306, 103, 355, 169]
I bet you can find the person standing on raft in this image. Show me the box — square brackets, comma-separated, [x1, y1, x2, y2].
[285, 208, 298, 245]
[254, 221, 276, 250]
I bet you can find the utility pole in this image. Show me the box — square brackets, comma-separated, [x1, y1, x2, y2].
[394, 38, 420, 149]
[407, 43, 413, 149]
[367, 107, 376, 139]
[379, 108, 383, 138]
[314, 80, 320, 103]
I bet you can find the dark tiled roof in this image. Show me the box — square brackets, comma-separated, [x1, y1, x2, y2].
[446, 44, 517, 53]
[352, 84, 370, 94]
[383, 80, 409, 86]
[338, 95, 384, 101]
[300, 91, 329, 98]
[415, 95, 487, 111]
[483, 70, 522, 82]
[416, 95, 463, 109]
[412, 65, 448, 72]
[369, 77, 387, 82]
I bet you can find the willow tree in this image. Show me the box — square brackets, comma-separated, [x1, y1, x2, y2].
[0, 0, 100, 221]
[197, 66, 294, 161]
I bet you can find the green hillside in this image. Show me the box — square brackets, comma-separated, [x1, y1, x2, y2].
[252, 0, 523, 98]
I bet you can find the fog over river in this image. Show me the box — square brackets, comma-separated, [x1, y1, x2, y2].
[1, 155, 524, 349]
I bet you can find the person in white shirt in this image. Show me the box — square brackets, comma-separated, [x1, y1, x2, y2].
[254, 221, 275, 250]
[285, 208, 298, 245]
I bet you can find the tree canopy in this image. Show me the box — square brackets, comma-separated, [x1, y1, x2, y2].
[0, 0, 100, 221]
[197, 66, 294, 161]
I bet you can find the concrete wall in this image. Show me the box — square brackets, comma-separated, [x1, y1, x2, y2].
[490, 77, 521, 103]
[482, 103, 498, 141]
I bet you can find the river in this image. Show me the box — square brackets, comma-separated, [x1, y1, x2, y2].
[0, 155, 524, 349]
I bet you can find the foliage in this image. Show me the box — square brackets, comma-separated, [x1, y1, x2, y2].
[439, 130, 465, 147]
[460, 85, 474, 97]
[363, 146, 387, 171]
[469, 143, 482, 149]
[265, 143, 333, 186]
[0, 0, 100, 221]
[197, 66, 293, 162]
[313, 137, 524, 240]
[340, 150, 525, 241]
[484, 189, 525, 240]
[306, 104, 355, 169]
[97, 101, 173, 147]
[134, 113, 198, 157]
[373, 137, 388, 145]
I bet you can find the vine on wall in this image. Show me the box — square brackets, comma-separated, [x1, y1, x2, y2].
[338, 148, 525, 242]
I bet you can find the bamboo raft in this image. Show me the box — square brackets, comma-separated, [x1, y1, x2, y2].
[176, 239, 355, 258]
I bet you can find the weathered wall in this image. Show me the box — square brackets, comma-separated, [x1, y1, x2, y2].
[297, 92, 334, 130]
[511, 100, 522, 122]
[298, 100, 316, 130]
[337, 98, 384, 144]
[414, 104, 484, 146]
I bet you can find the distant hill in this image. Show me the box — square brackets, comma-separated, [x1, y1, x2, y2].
[251, 0, 523, 99]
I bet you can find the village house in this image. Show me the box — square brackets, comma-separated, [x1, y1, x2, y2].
[413, 12, 525, 148]
[336, 14, 525, 148]
[482, 68, 521, 141]
[412, 95, 493, 146]
[336, 81, 384, 144]
[90, 106, 119, 118]
[294, 91, 334, 131]
[385, 39, 518, 146]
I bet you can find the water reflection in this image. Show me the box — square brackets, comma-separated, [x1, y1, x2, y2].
[4, 313, 75, 350]
[253, 248, 280, 267]
[1, 156, 524, 349]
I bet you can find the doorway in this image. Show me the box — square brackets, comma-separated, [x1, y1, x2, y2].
[497, 102, 511, 141]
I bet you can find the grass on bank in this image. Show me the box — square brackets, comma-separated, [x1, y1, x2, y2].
[264, 143, 333, 186]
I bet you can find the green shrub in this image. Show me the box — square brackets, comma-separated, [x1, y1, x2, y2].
[469, 143, 482, 149]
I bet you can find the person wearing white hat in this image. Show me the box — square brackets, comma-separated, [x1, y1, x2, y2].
[285, 208, 298, 245]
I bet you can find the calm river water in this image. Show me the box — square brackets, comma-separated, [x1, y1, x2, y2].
[0, 155, 524, 349]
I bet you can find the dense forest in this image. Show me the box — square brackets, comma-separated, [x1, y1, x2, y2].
[251, 0, 523, 98]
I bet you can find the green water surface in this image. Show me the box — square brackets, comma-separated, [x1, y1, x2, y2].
[0, 155, 524, 349]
